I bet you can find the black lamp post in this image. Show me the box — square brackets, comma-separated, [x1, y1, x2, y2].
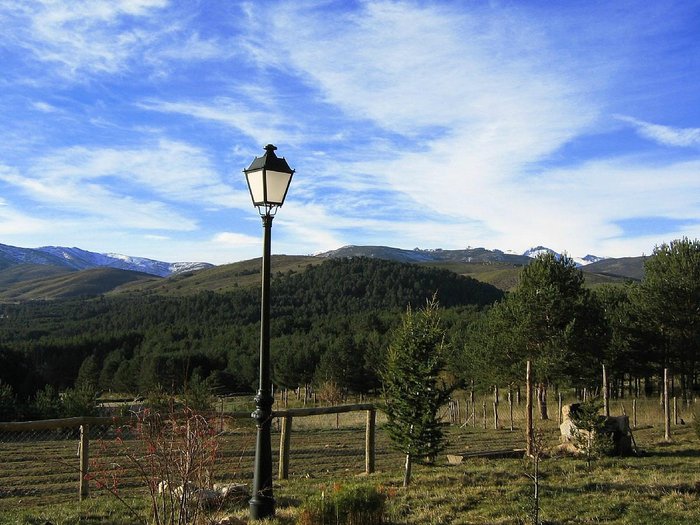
[243, 144, 294, 520]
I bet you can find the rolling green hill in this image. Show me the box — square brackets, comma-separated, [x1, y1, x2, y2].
[581, 256, 645, 281]
[0, 264, 75, 288]
[113, 255, 321, 296]
[0, 267, 158, 301]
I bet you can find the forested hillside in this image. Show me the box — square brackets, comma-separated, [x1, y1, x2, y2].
[0, 257, 502, 405]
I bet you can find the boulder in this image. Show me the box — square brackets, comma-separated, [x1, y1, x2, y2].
[559, 403, 635, 456]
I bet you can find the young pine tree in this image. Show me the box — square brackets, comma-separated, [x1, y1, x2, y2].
[570, 397, 612, 468]
[382, 297, 453, 487]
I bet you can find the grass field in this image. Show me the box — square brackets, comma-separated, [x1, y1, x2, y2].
[0, 396, 698, 524]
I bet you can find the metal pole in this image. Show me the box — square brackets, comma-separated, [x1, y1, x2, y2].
[250, 214, 275, 520]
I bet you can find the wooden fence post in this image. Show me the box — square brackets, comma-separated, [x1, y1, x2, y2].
[493, 386, 499, 430]
[526, 361, 533, 457]
[79, 424, 89, 501]
[278, 415, 292, 480]
[508, 390, 514, 432]
[558, 391, 563, 425]
[673, 396, 678, 425]
[603, 364, 610, 417]
[470, 385, 476, 427]
[220, 397, 225, 432]
[664, 368, 671, 442]
[365, 408, 376, 474]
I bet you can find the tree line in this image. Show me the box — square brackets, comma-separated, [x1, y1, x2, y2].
[459, 238, 700, 413]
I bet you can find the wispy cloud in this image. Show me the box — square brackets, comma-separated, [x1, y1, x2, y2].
[1, 0, 167, 76]
[139, 99, 303, 147]
[31, 101, 60, 113]
[212, 231, 260, 248]
[246, 2, 603, 244]
[616, 115, 700, 148]
[38, 140, 237, 205]
[0, 140, 247, 233]
[0, 0, 234, 81]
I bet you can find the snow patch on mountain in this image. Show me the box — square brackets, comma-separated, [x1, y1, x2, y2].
[523, 246, 607, 266]
[25, 246, 213, 277]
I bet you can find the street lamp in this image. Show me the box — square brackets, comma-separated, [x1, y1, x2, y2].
[243, 144, 295, 520]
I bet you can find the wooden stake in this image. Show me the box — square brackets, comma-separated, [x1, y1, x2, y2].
[278, 415, 292, 480]
[365, 408, 376, 474]
[526, 361, 533, 457]
[664, 368, 671, 442]
[603, 364, 610, 417]
[79, 424, 90, 501]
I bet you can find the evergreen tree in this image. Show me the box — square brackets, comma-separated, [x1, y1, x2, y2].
[635, 238, 700, 396]
[382, 298, 453, 487]
[464, 253, 608, 415]
[183, 371, 214, 412]
[0, 381, 18, 421]
[570, 397, 613, 467]
[31, 384, 63, 419]
[76, 355, 100, 391]
[62, 384, 99, 417]
[595, 284, 655, 391]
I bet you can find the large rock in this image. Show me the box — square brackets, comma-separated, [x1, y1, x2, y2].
[559, 403, 635, 456]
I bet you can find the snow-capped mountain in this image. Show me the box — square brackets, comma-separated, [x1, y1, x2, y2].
[522, 246, 607, 267]
[0, 244, 212, 277]
[318, 245, 607, 266]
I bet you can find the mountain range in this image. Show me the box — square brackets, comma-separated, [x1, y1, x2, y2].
[317, 245, 608, 267]
[0, 244, 213, 277]
[0, 242, 646, 301]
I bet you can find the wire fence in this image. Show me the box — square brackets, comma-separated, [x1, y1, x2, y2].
[0, 405, 390, 514]
[0, 392, 693, 515]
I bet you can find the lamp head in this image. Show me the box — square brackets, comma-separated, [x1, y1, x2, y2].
[244, 144, 295, 216]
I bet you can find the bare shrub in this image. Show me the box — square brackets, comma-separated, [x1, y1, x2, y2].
[91, 406, 245, 525]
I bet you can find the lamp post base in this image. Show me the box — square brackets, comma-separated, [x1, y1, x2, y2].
[250, 494, 275, 521]
[250, 389, 274, 519]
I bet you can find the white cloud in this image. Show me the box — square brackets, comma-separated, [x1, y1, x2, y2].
[27, 140, 238, 206]
[212, 231, 260, 247]
[616, 115, 700, 148]
[0, 0, 234, 81]
[267, 2, 598, 135]
[139, 98, 305, 148]
[0, 204, 52, 235]
[247, 2, 603, 242]
[154, 32, 231, 62]
[0, 140, 249, 233]
[238, 2, 697, 260]
[31, 101, 59, 113]
[2, 0, 167, 75]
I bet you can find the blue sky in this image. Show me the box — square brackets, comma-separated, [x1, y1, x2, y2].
[0, 0, 699, 265]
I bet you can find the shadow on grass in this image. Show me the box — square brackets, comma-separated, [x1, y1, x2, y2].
[643, 448, 700, 458]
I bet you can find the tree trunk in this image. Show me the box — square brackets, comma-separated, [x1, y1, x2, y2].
[538, 383, 549, 420]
